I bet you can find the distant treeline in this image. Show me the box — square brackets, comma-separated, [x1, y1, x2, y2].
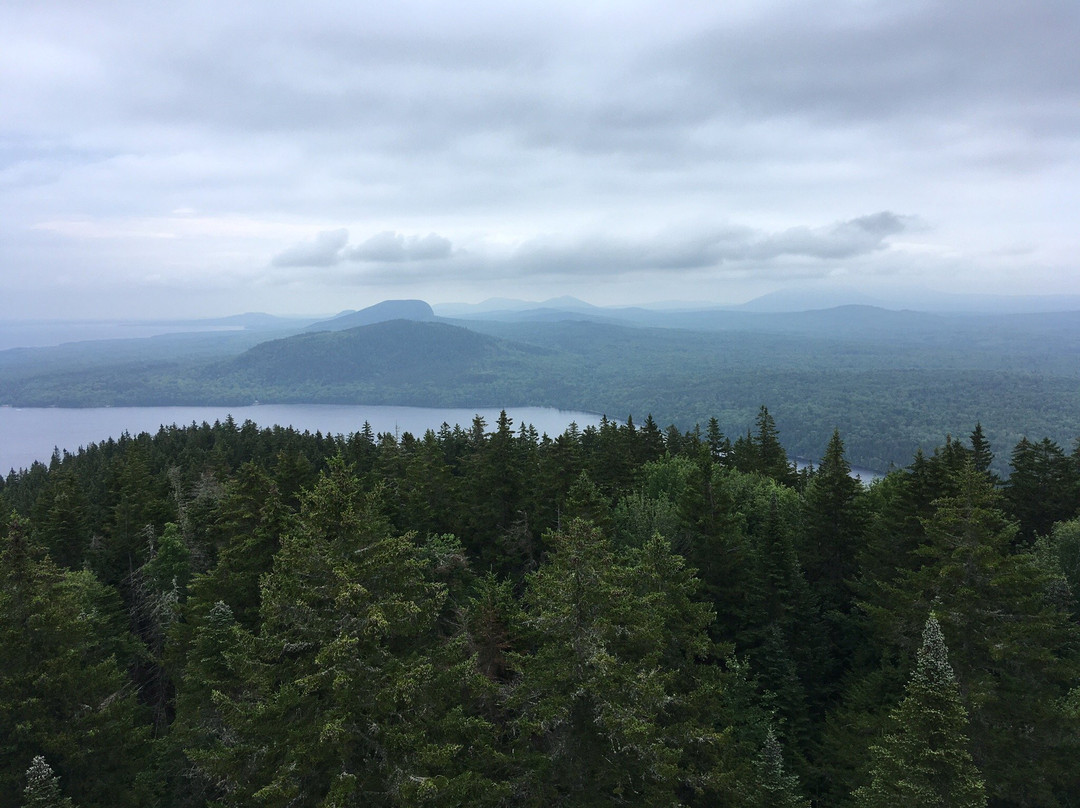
[2, 408, 1080, 806]
[4, 316, 1080, 475]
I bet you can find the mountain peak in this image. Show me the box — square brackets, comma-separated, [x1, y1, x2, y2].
[306, 299, 435, 332]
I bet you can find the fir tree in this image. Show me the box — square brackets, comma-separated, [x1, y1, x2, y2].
[749, 730, 809, 808]
[0, 517, 149, 807]
[968, 423, 993, 477]
[706, 417, 729, 464]
[725, 409, 797, 484]
[852, 615, 985, 808]
[30, 469, 91, 569]
[511, 519, 742, 805]
[799, 429, 867, 613]
[1033, 517, 1080, 620]
[1005, 436, 1080, 543]
[167, 600, 253, 807]
[860, 463, 1080, 805]
[200, 458, 504, 806]
[22, 756, 74, 808]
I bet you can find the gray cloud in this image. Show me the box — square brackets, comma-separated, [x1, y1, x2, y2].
[290, 213, 910, 286]
[747, 213, 912, 262]
[510, 214, 911, 276]
[665, 2, 1080, 136]
[271, 229, 348, 267]
[1, 2, 1078, 318]
[346, 231, 453, 263]
[272, 230, 455, 268]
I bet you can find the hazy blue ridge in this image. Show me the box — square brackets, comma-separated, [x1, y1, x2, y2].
[2, 303, 1080, 473]
[303, 299, 437, 332]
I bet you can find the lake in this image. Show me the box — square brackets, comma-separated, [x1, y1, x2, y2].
[0, 404, 605, 474]
[794, 456, 885, 483]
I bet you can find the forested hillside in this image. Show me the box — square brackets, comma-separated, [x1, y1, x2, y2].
[2, 409, 1079, 806]
[4, 304, 1080, 473]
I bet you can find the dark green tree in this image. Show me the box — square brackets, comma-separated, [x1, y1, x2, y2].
[968, 423, 994, 477]
[799, 429, 868, 614]
[30, 469, 91, 569]
[1033, 517, 1080, 620]
[563, 469, 613, 535]
[396, 430, 462, 540]
[706, 417, 729, 464]
[22, 756, 75, 808]
[167, 600, 254, 808]
[0, 517, 149, 808]
[754, 406, 797, 486]
[861, 464, 1080, 805]
[201, 458, 504, 806]
[749, 730, 810, 808]
[852, 615, 985, 808]
[98, 441, 174, 587]
[188, 462, 291, 632]
[511, 519, 747, 805]
[1005, 437, 1079, 543]
[639, 414, 667, 463]
[737, 485, 830, 796]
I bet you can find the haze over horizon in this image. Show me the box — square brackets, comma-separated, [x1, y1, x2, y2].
[3, 1, 1078, 320]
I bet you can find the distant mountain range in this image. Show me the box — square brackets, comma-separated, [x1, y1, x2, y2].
[732, 287, 1080, 314]
[435, 289, 1080, 316]
[304, 300, 437, 332]
[3, 296, 1080, 472]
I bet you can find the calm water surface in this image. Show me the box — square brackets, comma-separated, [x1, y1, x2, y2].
[0, 404, 604, 474]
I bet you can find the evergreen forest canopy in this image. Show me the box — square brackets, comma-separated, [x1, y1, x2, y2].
[3, 298, 1080, 472]
[3, 408, 1080, 807]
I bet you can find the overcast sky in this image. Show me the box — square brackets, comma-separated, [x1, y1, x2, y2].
[3, 0, 1078, 319]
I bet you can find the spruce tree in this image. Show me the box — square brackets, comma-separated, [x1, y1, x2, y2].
[747, 494, 822, 752]
[1005, 437, 1080, 543]
[22, 756, 74, 808]
[753, 406, 797, 486]
[705, 417, 729, 463]
[199, 458, 504, 806]
[167, 600, 253, 807]
[799, 429, 867, 614]
[968, 423, 993, 477]
[30, 469, 91, 569]
[187, 462, 290, 631]
[749, 730, 809, 808]
[859, 464, 1080, 805]
[512, 519, 745, 805]
[0, 517, 149, 807]
[1034, 517, 1080, 620]
[852, 615, 985, 808]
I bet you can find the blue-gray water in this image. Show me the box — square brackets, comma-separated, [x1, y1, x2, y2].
[794, 457, 884, 483]
[0, 321, 245, 350]
[0, 404, 604, 474]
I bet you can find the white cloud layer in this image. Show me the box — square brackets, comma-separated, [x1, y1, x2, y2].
[1, 0, 1078, 317]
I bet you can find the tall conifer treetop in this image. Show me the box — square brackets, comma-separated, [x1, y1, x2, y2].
[23, 756, 75, 808]
[852, 614, 985, 808]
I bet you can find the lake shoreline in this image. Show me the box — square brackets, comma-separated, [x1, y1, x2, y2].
[0, 404, 606, 475]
